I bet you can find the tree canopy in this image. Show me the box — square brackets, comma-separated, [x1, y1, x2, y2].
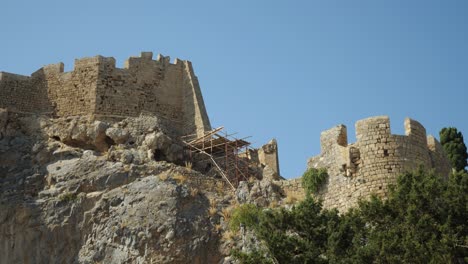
[231, 169, 468, 263]
[440, 127, 468, 172]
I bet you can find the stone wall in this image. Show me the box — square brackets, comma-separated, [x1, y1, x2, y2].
[0, 52, 211, 137]
[0, 72, 52, 114]
[305, 116, 451, 212]
[257, 139, 280, 177]
[274, 178, 305, 201]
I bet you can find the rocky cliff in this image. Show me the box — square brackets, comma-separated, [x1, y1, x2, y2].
[0, 108, 287, 264]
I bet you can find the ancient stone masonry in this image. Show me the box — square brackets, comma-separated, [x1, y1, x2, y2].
[0, 52, 211, 137]
[307, 116, 451, 212]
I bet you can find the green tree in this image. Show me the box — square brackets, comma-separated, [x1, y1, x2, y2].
[231, 168, 468, 263]
[356, 168, 466, 263]
[440, 127, 468, 172]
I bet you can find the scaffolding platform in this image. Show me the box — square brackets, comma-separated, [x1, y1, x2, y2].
[181, 127, 253, 190]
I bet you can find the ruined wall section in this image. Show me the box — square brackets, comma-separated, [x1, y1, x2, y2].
[307, 116, 451, 212]
[258, 139, 280, 176]
[308, 124, 358, 210]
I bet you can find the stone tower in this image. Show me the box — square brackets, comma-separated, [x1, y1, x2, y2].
[308, 116, 451, 211]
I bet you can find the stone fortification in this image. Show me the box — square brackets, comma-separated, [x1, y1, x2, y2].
[308, 116, 451, 211]
[0, 52, 211, 137]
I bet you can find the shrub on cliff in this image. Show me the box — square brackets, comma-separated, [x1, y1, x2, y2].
[229, 203, 262, 232]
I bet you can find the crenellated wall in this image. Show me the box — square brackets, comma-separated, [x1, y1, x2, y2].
[307, 116, 451, 212]
[0, 52, 211, 137]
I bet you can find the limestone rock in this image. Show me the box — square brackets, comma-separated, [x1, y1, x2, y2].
[0, 113, 227, 264]
[105, 127, 129, 144]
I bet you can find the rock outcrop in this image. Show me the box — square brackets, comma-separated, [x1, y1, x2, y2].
[0, 110, 242, 264]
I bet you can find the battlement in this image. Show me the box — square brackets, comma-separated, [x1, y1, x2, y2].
[308, 116, 451, 212]
[323, 116, 432, 153]
[0, 52, 211, 136]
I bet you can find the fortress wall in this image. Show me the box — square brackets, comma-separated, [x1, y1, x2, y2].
[0, 72, 52, 113]
[180, 60, 211, 136]
[307, 125, 354, 210]
[40, 58, 98, 117]
[94, 56, 142, 117]
[427, 135, 452, 177]
[92, 52, 210, 136]
[0, 52, 212, 136]
[306, 116, 450, 212]
[274, 178, 305, 201]
[352, 117, 430, 204]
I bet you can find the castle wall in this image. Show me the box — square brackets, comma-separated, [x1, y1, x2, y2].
[427, 135, 452, 177]
[95, 53, 182, 121]
[36, 58, 99, 117]
[0, 52, 211, 136]
[307, 116, 451, 212]
[181, 60, 212, 137]
[0, 72, 52, 114]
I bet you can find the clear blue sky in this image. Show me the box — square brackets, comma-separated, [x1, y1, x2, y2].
[1, 1, 467, 178]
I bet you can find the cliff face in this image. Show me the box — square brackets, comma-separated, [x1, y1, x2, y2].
[0, 109, 235, 264]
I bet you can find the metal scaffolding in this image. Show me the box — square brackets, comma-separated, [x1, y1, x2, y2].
[181, 127, 252, 190]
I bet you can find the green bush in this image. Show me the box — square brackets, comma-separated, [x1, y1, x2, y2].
[229, 203, 261, 232]
[302, 168, 328, 195]
[231, 249, 274, 264]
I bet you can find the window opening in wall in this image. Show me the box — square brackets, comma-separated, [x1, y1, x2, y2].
[383, 149, 389, 157]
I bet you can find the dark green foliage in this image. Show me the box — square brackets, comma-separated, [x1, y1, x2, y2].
[302, 168, 328, 195]
[232, 169, 468, 263]
[356, 168, 466, 263]
[231, 249, 274, 264]
[440, 127, 468, 172]
[250, 198, 333, 263]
